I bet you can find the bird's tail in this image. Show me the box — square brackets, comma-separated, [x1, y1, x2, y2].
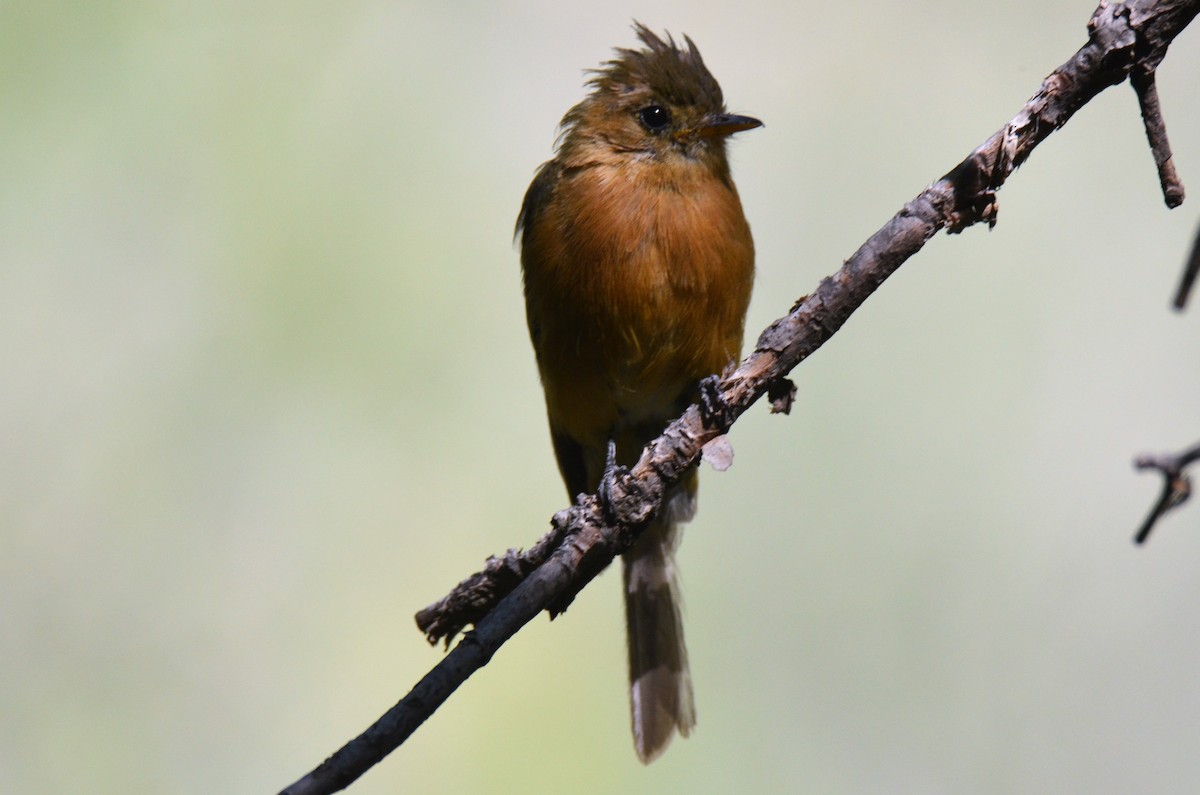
[622, 480, 696, 763]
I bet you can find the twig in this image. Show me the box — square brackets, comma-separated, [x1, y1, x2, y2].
[1133, 442, 1200, 543]
[1175, 221, 1200, 309]
[1131, 66, 1185, 207]
[279, 2, 1200, 792]
[414, 520, 570, 646]
[278, 506, 615, 795]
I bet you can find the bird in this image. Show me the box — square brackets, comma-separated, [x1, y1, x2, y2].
[516, 23, 759, 763]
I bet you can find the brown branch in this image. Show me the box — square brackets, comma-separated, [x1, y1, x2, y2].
[1128, 0, 1193, 207]
[414, 517, 570, 646]
[278, 2, 1200, 792]
[1133, 442, 1200, 543]
[1131, 66, 1185, 207]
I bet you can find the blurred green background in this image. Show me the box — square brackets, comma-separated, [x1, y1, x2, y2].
[3, 1, 1200, 792]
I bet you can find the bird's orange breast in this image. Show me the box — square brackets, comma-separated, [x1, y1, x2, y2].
[522, 157, 754, 457]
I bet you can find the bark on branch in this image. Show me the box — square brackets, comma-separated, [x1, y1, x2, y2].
[279, 2, 1200, 792]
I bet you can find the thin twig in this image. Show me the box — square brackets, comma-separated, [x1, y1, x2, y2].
[1175, 221, 1200, 309]
[1134, 442, 1200, 543]
[1131, 67, 1185, 208]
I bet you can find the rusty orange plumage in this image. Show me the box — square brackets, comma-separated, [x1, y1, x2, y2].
[517, 24, 758, 762]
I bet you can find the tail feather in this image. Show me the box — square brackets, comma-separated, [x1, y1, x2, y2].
[622, 486, 696, 763]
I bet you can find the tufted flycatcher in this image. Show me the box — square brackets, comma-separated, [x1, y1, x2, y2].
[516, 23, 759, 763]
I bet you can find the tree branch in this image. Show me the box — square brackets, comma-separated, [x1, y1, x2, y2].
[1176, 221, 1200, 308]
[279, 2, 1200, 792]
[1133, 442, 1200, 543]
[1132, 65, 1186, 207]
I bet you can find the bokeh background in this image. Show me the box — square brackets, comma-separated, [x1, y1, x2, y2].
[3, 1, 1200, 792]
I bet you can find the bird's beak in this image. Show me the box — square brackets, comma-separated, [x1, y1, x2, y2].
[693, 113, 763, 139]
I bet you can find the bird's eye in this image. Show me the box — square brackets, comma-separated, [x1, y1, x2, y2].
[638, 105, 672, 132]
